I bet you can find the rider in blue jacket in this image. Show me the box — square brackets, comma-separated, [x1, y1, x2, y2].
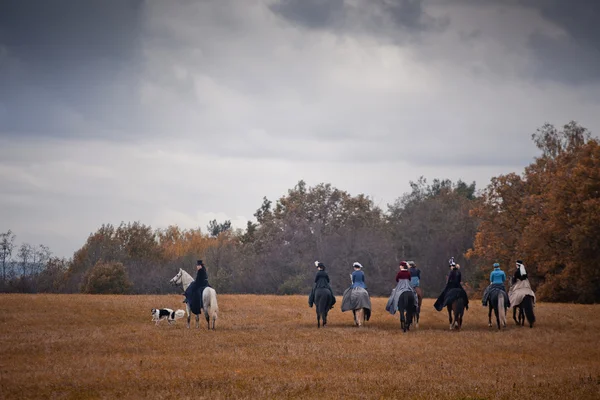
[482, 262, 509, 307]
[350, 262, 367, 289]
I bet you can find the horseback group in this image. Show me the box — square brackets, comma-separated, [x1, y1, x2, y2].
[308, 259, 423, 331]
[168, 256, 535, 332]
[481, 259, 536, 329]
[308, 257, 536, 331]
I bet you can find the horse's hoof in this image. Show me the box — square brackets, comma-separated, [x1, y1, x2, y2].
[488, 323, 492, 328]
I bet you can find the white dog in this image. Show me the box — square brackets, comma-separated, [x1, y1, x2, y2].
[151, 308, 186, 325]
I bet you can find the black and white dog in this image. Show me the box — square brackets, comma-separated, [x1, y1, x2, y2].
[151, 308, 186, 325]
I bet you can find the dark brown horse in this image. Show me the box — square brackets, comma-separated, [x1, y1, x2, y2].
[513, 295, 535, 328]
[446, 288, 465, 331]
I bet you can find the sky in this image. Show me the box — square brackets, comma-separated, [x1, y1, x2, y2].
[1, 0, 600, 258]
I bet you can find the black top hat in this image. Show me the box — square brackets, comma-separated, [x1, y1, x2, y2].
[197, 260, 204, 266]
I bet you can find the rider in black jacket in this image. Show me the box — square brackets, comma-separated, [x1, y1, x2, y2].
[184, 259, 210, 313]
[309, 261, 336, 308]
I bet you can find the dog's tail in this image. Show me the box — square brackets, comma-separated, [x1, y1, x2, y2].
[174, 309, 186, 319]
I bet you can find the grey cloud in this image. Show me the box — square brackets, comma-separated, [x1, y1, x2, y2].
[0, 0, 145, 138]
[269, 0, 447, 39]
[269, 0, 345, 30]
[451, 0, 600, 85]
[524, 0, 600, 84]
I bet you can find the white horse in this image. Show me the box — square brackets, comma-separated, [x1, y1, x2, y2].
[169, 268, 218, 330]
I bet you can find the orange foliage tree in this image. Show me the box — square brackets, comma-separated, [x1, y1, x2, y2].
[468, 122, 600, 302]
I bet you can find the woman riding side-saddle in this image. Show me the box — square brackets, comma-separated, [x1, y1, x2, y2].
[433, 257, 469, 311]
[308, 261, 336, 309]
[184, 259, 211, 314]
[386, 261, 419, 315]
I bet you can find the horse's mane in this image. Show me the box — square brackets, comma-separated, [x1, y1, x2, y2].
[180, 268, 193, 281]
[178, 268, 194, 290]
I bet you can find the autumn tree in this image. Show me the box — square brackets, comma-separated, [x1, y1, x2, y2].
[82, 260, 133, 294]
[469, 121, 600, 302]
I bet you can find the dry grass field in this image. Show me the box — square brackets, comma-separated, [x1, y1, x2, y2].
[1, 294, 599, 399]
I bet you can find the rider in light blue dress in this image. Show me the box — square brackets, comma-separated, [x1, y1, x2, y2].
[350, 262, 367, 289]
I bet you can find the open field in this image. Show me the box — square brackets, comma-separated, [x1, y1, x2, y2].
[1, 294, 599, 399]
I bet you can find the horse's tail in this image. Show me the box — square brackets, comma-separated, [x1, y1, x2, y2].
[406, 292, 415, 323]
[523, 295, 535, 327]
[204, 287, 218, 321]
[175, 309, 186, 319]
[498, 293, 506, 327]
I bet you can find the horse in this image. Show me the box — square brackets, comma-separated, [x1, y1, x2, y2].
[314, 287, 334, 328]
[513, 294, 535, 328]
[169, 268, 218, 330]
[446, 288, 465, 331]
[398, 290, 416, 332]
[413, 286, 423, 328]
[342, 287, 372, 327]
[487, 288, 507, 330]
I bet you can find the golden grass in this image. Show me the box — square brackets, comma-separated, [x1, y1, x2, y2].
[1, 294, 599, 399]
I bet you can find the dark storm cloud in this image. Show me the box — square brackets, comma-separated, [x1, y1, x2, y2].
[269, 0, 447, 38]
[269, 0, 345, 30]
[0, 0, 144, 137]
[452, 0, 600, 85]
[524, 0, 600, 85]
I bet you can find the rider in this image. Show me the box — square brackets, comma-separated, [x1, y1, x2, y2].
[396, 261, 412, 282]
[512, 259, 528, 284]
[309, 261, 336, 308]
[184, 259, 210, 312]
[434, 257, 469, 311]
[408, 261, 421, 289]
[350, 262, 367, 289]
[482, 262, 509, 307]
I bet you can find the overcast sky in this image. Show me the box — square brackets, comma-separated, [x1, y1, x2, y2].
[1, 0, 599, 258]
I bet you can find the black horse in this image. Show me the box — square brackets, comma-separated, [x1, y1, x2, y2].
[446, 288, 465, 331]
[513, 295, 535, 328]
[314, 287, 335, 328]
[488, 288, 508, 330]
[397, 291, 416, 332]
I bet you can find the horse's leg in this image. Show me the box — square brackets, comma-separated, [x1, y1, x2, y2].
[317, 310, 321, 329]
[356, 309, 364, 327]
[416, 294, 422, 328]
[447, 305, 453, 330]
[186, 304, 191, 329]
[519, 307, 525, 326]
[353, 310, 358, 326]
[400, 310, 405, 331]
[513, 306, 518, 325]
[488, 304, 493, 327]
[195, 313, 200, 329]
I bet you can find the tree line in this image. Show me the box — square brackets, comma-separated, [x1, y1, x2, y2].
[2, 122, 598, 302]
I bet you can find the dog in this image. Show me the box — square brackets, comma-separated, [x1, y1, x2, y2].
[151, 308, 186, 325]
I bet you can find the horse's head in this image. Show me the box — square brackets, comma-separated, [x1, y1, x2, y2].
[169, 269, 183, 286]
